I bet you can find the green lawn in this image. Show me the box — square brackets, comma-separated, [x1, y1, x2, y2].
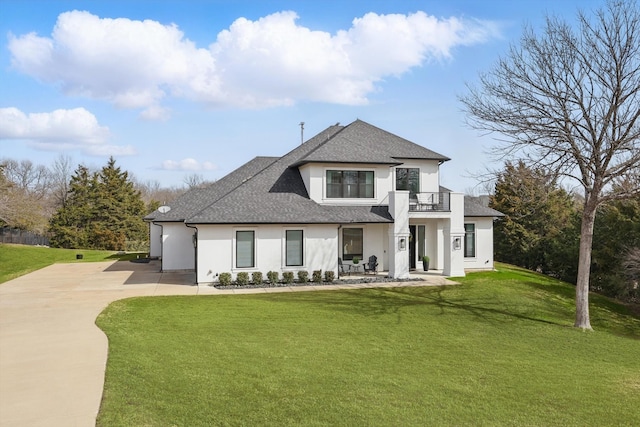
[96, 264, 640, 426]
[0, 243, 144, 283]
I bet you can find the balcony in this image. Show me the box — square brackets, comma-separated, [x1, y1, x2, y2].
[408, 192, 450, 212]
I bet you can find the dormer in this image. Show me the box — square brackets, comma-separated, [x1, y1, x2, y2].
[292, 120, 449, 205]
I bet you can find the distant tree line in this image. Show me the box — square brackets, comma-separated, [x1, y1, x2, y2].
[0, 155, 194, 251]
[490, 161, 640, 303]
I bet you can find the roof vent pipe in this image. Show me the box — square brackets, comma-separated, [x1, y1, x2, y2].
[299, 121, 305, 145]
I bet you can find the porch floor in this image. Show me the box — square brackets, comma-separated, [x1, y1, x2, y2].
[339, 269, 446, 281]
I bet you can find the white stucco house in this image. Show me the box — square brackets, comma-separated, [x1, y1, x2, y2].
[145, 120, 502, 284]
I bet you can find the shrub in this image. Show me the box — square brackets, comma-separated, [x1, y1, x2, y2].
[218, 272, 232, 286]
[267, 271, 279, 285]
[298, 270, 309, 283]
[236, 272, 250, 286]
[251, 271, 263, 285]
[324, 270, 335, 282]
[312, 270, 323, 283]
[283, 272, 294, 284]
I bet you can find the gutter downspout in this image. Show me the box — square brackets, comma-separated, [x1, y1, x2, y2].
[185, 223, 198, 286]
[337, 224, 342, 278]
[151, 221, 164, 272]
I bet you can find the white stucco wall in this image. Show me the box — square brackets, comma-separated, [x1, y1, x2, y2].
[300, 160, 442, 206]
[300, 163, 392, 205]
[148, 222, 162, 258]
[388, 190, 410, 278]
[443, 192, 466, 277]
[161, 223, 195, 271]
[391, 160, 441, 193]
[195, 224, 339, 284]
[463, 217, 495, 270]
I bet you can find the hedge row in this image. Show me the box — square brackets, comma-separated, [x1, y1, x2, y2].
[218, 270, 335, 286]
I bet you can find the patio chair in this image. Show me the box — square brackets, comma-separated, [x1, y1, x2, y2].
[338, 257, 352, 276]
[363, 255, 378, 274]
[416, 193, 439, 210]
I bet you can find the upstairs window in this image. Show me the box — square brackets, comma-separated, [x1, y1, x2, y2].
[326, 170, 374, 198]
[396, 168, 420, 197]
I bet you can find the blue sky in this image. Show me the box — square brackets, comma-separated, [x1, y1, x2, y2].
[0, 0, 602, 192]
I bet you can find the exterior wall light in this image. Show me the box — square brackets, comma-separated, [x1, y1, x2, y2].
[453, 237, 461, 250]
[399, 237, 406, 251]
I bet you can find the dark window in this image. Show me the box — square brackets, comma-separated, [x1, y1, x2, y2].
[236, 230, 255, 268]
[326, 170, 374, 198]
[396, 168, 420, 197]
[343, 228, 363, 261]
[464, 224, 476, 258]
[285, 230, 303, 266]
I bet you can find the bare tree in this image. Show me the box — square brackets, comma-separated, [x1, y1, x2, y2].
[460, 1, 640, 329]
[183, 173, 210, 189]
[0, 158, 52, 233]
[2, 158, 51, 200]
[50, 154, 74, 208]
[134, 178, 183, 207]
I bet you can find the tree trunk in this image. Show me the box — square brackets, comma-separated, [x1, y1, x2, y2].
[575, 200, 597, 330]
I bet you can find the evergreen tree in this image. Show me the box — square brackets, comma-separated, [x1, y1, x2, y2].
[591, 195, 640, 301]
[49, 158, 147, 250]
[49, 165, 96, 248]
[92, 157, 147, 250]
[490, 161, 577, 273]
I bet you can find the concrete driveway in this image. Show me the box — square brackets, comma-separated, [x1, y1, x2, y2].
[0, 260, 200, 427]
[0, 260, 455, 426]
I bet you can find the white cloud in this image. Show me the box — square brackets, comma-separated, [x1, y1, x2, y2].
[8, 10, 499, 112]
[160, 158, 217, 171]
[139, 105, 171, 121]
[0, 106, 134, 156]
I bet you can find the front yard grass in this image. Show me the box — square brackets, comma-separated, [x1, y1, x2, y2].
[0, 243, 144, 283]
[96, 264, 640, 426]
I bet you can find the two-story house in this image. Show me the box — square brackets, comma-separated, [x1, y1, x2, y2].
[145, 120, 502, 284]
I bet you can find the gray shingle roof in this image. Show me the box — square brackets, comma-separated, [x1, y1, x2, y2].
[150, 120, 452, 225]
[293, 119, 450, 166]
[464, 196, 504, 217]
[144, 156, 278, 222]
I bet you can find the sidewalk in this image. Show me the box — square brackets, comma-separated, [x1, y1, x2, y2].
[0, 260, 455, 427]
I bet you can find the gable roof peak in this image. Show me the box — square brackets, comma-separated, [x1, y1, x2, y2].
[292, 119, 450, 167]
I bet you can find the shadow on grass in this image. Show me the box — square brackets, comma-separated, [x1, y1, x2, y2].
[105, 252, 147, 261]
[263, 285, 568, 328]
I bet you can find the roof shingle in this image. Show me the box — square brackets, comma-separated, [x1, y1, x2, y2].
[150, 120, 455, 225]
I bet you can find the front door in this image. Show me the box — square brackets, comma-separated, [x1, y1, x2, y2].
[409, 225, 416, 270]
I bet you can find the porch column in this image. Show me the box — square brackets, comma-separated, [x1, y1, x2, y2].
[388, 190, 410, 279]
[443, 192, 466, 277]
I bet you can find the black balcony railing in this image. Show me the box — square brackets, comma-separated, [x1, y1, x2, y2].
[408, 192, 450, 212]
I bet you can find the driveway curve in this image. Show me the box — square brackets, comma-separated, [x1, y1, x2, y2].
[0, 260, 454, 426]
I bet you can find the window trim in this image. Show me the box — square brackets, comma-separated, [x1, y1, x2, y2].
[284, 229, 304, 267]
[464, 223, 476, 258]
[342, 227, 364, 261]
[325, 169, 375, 199]
[235, 229, 256, 269]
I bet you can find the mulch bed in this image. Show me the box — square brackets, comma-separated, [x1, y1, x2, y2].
[213, 276, 424, 290]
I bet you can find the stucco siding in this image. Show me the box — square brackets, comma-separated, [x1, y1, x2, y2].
[149, 222, 162, 258]
[161, 223, 195, 271]
[196, 224, 339, 284]
[463, 217, 495, 270]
